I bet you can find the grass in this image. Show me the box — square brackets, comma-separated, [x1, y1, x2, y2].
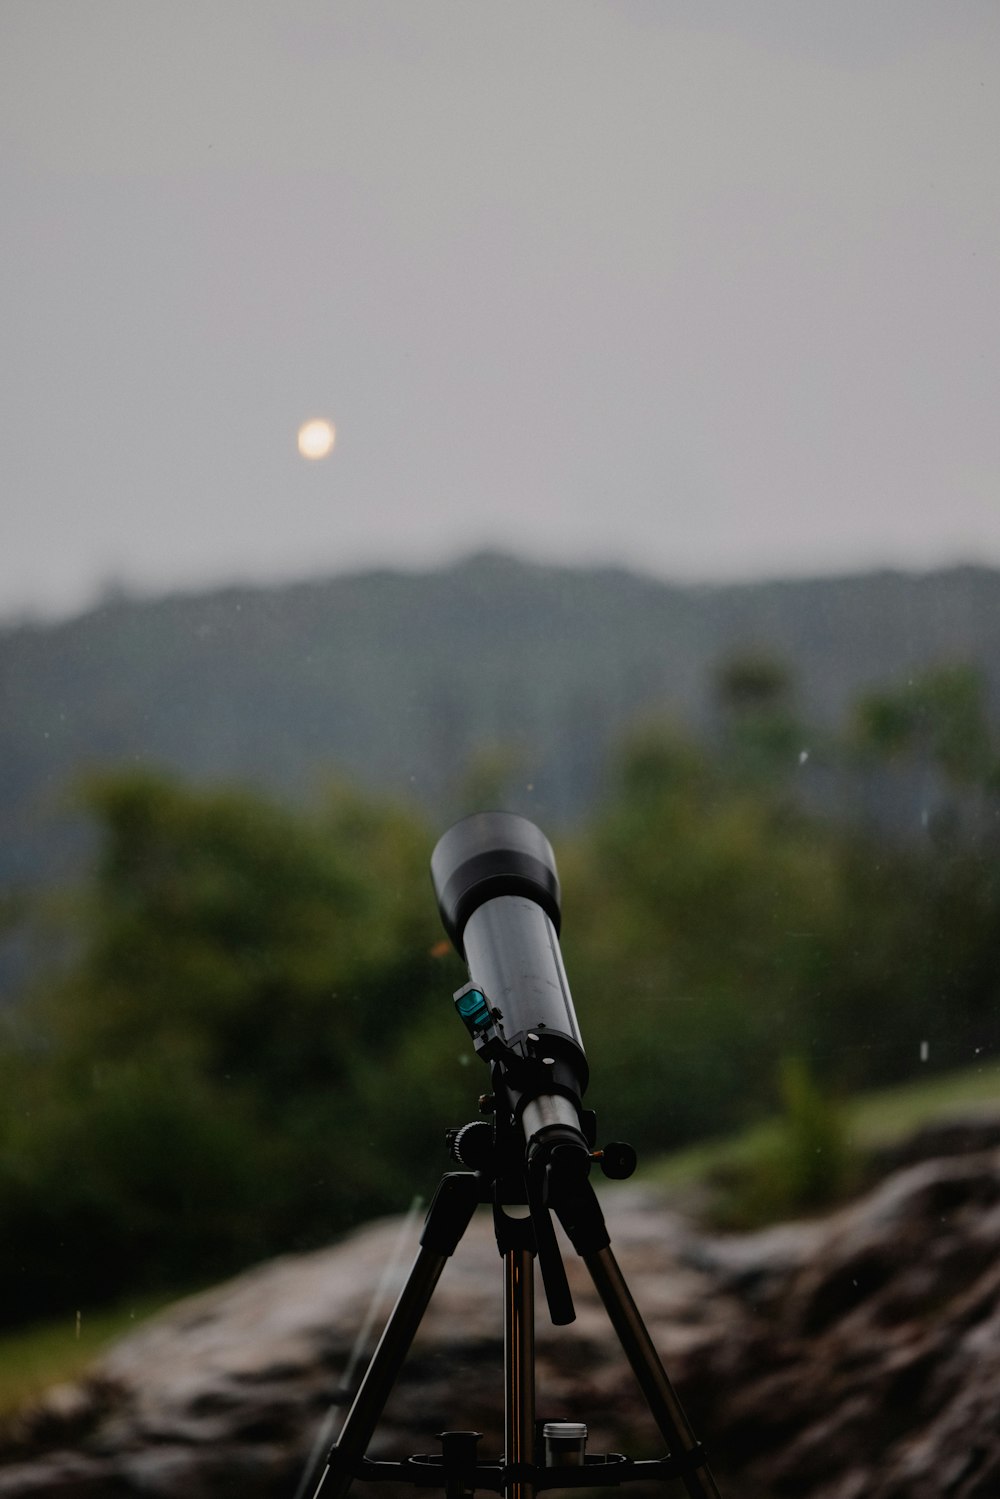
[643, 1057, 1000, 1214]
[843, 1058, 1000, 1147]
[0, 1293, 177, 1419]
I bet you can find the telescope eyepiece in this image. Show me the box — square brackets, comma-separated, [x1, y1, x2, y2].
[430, 811, 561, 955]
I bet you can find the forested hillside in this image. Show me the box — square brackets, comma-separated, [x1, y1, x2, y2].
[3, 553, 1000, 900]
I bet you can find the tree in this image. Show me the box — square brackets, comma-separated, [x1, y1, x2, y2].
[0, 772, 467, 1325]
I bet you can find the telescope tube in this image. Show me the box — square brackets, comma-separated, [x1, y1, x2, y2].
[430, 812, 588, 1149]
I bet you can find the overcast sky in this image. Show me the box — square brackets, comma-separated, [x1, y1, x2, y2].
[3, 1, 998, 621]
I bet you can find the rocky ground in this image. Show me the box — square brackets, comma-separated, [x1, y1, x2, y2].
[3, 1120, 1000, 1498]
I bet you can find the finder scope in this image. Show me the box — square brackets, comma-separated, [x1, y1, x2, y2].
[430, 812, 588, 1152]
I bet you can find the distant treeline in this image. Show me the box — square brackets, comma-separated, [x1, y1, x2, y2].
[1, 661, 998, 1328]
[4, 555, 1000, 910]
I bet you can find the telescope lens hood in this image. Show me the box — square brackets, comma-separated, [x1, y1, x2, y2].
[431, 811, 562, 953]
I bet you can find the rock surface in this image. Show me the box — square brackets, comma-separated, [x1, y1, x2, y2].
[3, 1137, 1000, 1498]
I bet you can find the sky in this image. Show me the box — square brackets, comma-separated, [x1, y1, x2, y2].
[2, 1, 999, 621]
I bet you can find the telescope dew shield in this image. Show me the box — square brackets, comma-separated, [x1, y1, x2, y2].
[431, 811, 562, 951]
[430, 813, 589, 1145]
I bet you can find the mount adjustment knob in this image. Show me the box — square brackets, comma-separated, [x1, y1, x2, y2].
[448, 1121, 495, 1171]
[598, 1141, 637, 1180]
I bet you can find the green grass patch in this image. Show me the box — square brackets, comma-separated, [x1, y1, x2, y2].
[0, 1293, 177, 1418]
[643, 1058, 1000, 1226]
[843, 1058, 1000, 1149]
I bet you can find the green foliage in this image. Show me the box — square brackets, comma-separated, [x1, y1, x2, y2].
[0, 773, 469, 1326]
[3, 655, 1000, 1330]
[564, 725, 833, 1146]
[705, 1058, 857, 1228]
[713, 652, 804, 783]
[563, 710, 1000, 1155]
[854, 664, 995, 785]
[453, 745, 525, 822]
[715, 653, 792, 715]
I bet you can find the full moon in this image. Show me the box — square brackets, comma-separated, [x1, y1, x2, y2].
[297, 419, 336, 459]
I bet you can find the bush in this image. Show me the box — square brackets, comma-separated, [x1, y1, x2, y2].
[706, 1058, 858, 1229]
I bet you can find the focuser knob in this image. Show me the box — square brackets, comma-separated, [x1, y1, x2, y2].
[447, 1120, 495, 1171]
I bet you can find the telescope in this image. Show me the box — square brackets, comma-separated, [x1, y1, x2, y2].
[431, 813, 593, 1195]
[311, 814, 721, 1499]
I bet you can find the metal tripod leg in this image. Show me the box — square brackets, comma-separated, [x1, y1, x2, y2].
[503, 1247, 535, 1499]
[314, 1174, 480, 1499]
[312, 1242, 449, 1499]
[584, 1246, 721, 1499]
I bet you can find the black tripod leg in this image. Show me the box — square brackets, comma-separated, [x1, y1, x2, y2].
[503, 1247, 535, 1499]
[583, 1246, 721, 1499]
[314, 1174, 481, 1499]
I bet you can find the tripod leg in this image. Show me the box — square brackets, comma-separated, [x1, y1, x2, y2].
[314, 1174, 480, 1499]
[504, 1247, 536, 1499]
[583, 1246, 721, 1499]
[312, 1243, 449, 1499]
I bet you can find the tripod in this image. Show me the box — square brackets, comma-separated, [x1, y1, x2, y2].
[310, 1092, 721, 1499]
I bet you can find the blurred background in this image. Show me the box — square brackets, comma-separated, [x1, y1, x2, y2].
[2, 0, 1000, 1472]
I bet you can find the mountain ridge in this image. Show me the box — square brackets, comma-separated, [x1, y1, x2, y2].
[2, 551, 998, 897]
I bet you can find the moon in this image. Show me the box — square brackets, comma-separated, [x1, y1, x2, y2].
[297, 419, 336, 460]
